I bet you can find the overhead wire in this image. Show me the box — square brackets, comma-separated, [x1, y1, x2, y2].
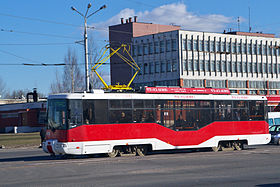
[0, 28, 79, 40]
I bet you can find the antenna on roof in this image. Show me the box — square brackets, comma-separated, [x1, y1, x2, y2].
[248, 7, 252, 32]
[237, 17, 240, 32]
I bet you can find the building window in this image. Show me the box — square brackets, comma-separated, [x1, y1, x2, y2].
[247, 43, 252, 54]
[273, 64, 277, 74]
[166, 40, 171, 52]
[154, 42, 159, 54]
[248, 62, 252, 73]
[149, 43, 154, 54]
[199, 40, 203, 51]
[167, 60, 171, 72]
[241, 43, 246, 53]
[253, 63, 257, 73]
[132, 45, 137, 56]
[193, 40, 198, 51]
[277, 48, 280, 56]
[206, 80, 226, 88]
[268, 46, 272, 55]
[237, 43, 241, 54]
[249, 90, 257, 95]
[237, 62, 241, 73]
[161, 61, 166, 73]
[227, 62, 232, 72]
[263, 63, 267, 73]
[228, 80, 247, 88]
[138, 64, 142, 75]
[184, 79, 204, 87]
[221, 42, 225, 52]
[242, 63, 247, 73]
[226, 42, 231, 53]
[258, 63, 262, 73]
[182, 39, 186, 50]
[187, 39, 192, 50]
[210, 60, 215, 72]
[204, 41, 209, 52]
[216, 60, 221, 72]
[216, 41, 221, 52]
[160, 41, 165, 53]
[232, 43, 236, 53]
[172, 60, 177, 72]
[205, 60, 210, 72]
[259, 90, 267, 95]
[188, 59, 193, 71]
[268, 64, 272, 74]
[144, 63, 148, 74]
[210, 41, 215, 52]
[155, 61, 160, 73]
[262, 45, 267, 55]
[232, 62, 237, 73]
[249, 81, 266, 89]
[199, 60, 204, 71]
[149, 62, 154, 74]
[269, 82, 280, 89]
[184, 59, 187, 71]
[257, 44, 261, 55]
[222, 61, 226, 72]
[143, 44, 148, 55]
[194, 60, 199, 71]
[172, 39, 177, 51]
[252, 44, 257, 55]
[138, 44, 143, 56]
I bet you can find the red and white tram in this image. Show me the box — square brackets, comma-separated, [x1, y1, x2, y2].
[43, 87, 271, 157]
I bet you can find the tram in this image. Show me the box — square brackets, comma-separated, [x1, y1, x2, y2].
[43, 87, 271, 157]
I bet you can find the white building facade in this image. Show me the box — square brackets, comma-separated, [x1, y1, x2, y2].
[132, 30, 280, 95]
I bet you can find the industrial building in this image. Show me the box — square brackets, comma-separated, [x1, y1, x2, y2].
[110, 18, 280, 95]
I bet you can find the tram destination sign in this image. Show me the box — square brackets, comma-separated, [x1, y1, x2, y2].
[145, 87, 231, 95]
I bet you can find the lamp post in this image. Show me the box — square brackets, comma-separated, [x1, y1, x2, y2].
[71, 4, 106, 92]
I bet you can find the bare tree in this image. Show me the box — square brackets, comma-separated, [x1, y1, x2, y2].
[50, 48, 84, 94]
[0, 77, 6, 98]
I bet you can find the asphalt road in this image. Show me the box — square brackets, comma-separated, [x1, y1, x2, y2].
[0, 145, 280, 187]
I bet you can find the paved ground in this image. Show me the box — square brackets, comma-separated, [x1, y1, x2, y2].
[0, 145, 280, 187]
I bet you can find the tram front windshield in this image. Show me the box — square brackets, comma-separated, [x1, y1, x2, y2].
[48, 99, 68, 130]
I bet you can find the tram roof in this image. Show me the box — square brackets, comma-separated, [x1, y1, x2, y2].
[48, 90, 267, 101]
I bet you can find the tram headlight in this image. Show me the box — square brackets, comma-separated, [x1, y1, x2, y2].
[62, 143, 67, 148]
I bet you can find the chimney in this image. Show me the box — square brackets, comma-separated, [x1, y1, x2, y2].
[120, 18, 124, 24]
[126, 19, 129, 23]
[134, 16, 137, 22]
[129, 17, 132, 23]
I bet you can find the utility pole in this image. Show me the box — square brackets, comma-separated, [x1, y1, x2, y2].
[71, 3, 106, 92]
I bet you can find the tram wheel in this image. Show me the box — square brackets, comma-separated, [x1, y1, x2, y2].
[136, 145, 148, 156]
[221, 142, 235, 151]
[233, 142, 243, 151]
[108, 148, 120, 158]
[212, 144, 221, 152]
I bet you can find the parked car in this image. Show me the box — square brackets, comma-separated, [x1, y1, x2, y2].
[269, 125, 280, 145]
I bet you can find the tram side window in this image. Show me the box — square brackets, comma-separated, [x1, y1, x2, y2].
[133, 109, 155, 123]
[248, 100, 264, 120]
[109, 110, 132, 123]
[83, 100, 95, 124]
[68, 100, 83, 128]
[214, 101, 233, 121]
[94, 100, 109, 124]
[110, 100, 132, 108]
[232, 100, 249, 121]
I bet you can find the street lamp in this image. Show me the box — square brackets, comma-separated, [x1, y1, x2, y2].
[71, 3, 106, 92]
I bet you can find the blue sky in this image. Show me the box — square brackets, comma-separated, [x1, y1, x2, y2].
[1, 0, 280, 96]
